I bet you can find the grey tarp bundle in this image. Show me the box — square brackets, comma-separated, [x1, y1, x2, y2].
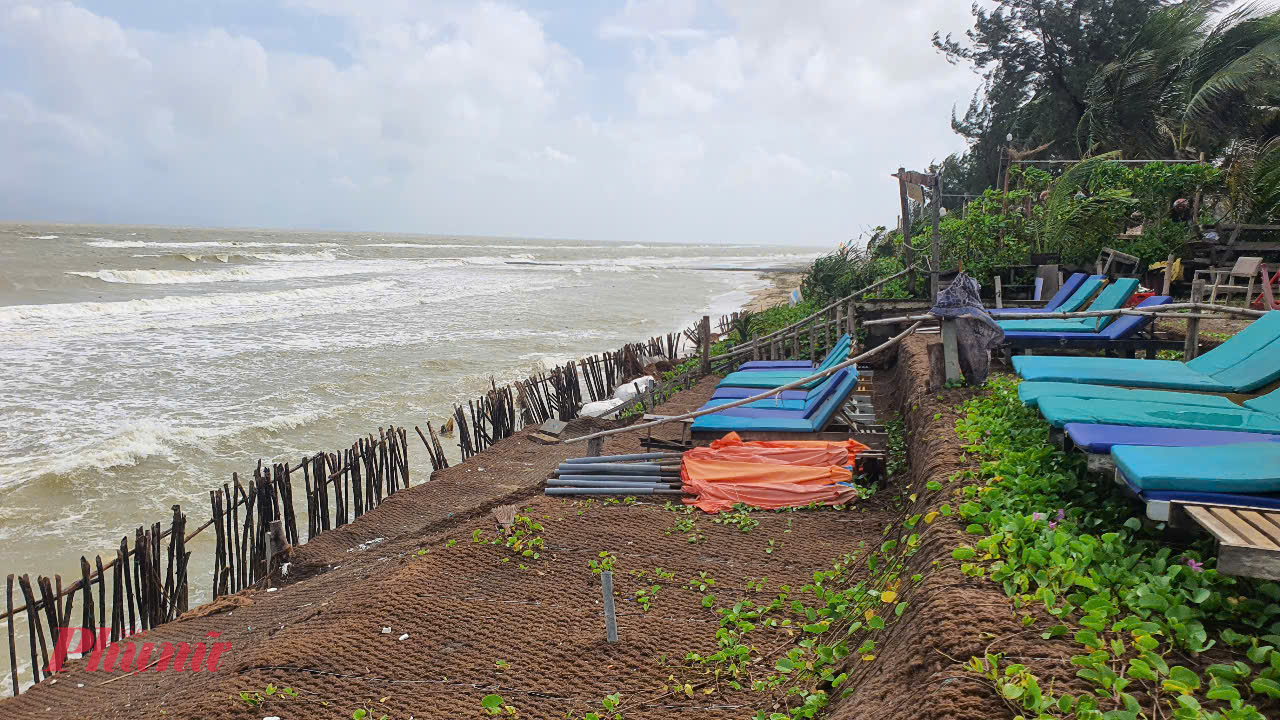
[929, 272, 1004, 385]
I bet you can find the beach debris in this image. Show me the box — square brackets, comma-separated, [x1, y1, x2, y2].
[581, 398, 625, 418]
[492, 504, 517, 532]
[349, 537, 386, 552]
[613, 376, 655, 403]
[382, 627, 392, 634]
[398, 633, 409, 641]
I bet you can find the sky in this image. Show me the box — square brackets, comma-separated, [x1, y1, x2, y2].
[0, 0, 979, 245]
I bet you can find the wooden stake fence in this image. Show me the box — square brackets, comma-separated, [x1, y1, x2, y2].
[1, 425, 410, 697]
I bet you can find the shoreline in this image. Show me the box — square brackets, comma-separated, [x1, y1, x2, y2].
[741, 270, 805, 313]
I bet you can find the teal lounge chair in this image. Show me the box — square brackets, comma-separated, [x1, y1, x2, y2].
[1012, 311, 1280, 393]
[703, 367, 852, 411]
[1034, 384, 1280, 434]
[1018, 381, 1247, 410]
[989, 273, 1098, 318]
[692, 371, 858, 432]
[996, 278, 1139, 333]
[718, 341, 849, 389]
[1113, 443, 1280, 495]
[738, 334, 850, 370]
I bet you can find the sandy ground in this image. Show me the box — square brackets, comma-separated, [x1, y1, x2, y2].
[742, 272, 805, 313]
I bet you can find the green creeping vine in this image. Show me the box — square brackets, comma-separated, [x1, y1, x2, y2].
[667, 539, 917, 720]
[952, 376, 1280, 719]
[884, 416, 908, 479]
[472, 513, 545, 567]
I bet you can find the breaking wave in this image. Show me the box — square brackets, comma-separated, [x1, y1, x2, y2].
[0, 281, 395, 338]
[0, 409, 332, 488]
[142, 250, 340, 263]
[87, 239, 342, 250]
[67, 260, 395, 285]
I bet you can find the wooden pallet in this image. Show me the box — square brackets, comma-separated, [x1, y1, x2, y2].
[1175, 503, 1280, 580]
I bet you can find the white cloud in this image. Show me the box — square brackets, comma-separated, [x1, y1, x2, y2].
[0, 0, 977, 244]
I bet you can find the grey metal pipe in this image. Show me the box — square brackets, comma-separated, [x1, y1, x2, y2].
[554, 475, 679, 484]
[555, 463, 677, 475]
[561, 453, 683, 464]
[545, 487, 684, 496]
[546, 479, 681, 489]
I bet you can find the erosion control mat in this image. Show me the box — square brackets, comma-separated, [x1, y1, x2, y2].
[17, 340, 1238, 720]
[0, 375, 904, 719]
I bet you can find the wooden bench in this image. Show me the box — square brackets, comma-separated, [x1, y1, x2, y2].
[1174, 503, 1280, 580]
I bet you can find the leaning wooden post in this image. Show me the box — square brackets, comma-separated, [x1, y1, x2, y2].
[700, 315, 711, 375]
[1185, 279, 1206, 360]
[994, 276, 1003, 309]
[601, 570, 619, 644]
[6, 575, 17, 696]
[1162, 252, 1175, 296]
[897, 167, 915, 296]
[941, 319, 962, 384]
[931, 173, 942, 300]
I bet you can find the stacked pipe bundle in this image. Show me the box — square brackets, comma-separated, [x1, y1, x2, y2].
[544, 453, 685, 496]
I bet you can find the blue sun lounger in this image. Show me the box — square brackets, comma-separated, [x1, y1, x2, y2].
[1017, 380, 1246, 409]
[988, 273, 1091, 318]
[1002, 296, 1170, 349]
[1108, 444, 1280, 579]
[1064, 423, 1280, 454]
[738, 334, 850, 371]
[718, 342, 850, 389]
[1012, 311, 1280, 393]
[996, 278, 1139, 333]
[711, 360, 856, 401]
[692, 370, 858, 432]
[712, 386, 811, 401]
[1114, 443, 1280, 494]
[1033, 385, 1280, 434]
[700, 369, 852, 413]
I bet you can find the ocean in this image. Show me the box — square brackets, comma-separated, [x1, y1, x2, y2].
[0, 223, 818, 595]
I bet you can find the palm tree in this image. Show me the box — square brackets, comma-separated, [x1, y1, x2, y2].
[1223, 136, 1280, 222]
[1080, 1, 1280, 159]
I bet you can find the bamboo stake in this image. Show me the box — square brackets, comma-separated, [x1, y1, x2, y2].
[6, 575, 17, 696]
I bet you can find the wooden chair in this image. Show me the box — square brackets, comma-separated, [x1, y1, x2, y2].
[1205, 256, 1263, 305]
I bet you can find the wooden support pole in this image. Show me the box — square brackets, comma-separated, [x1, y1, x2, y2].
[6, 575, 17, 696]
[700, 315, 711, 375]
[1185, 279, 1206, 360]
[897, 167, 912, 254]
[941, 319, 962, 384]
[601, 570, 618, 644]
[18, 575, 43, 684]
[1162, 252, 1175, 296]
[931, 173, 942, 299]
[994, 276, 1003, 309]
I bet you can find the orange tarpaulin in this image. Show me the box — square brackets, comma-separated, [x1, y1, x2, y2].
[682, 432, 870, 513]
[701, 432, 869, 466]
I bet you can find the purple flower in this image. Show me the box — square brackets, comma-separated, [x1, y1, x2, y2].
[1032, 512, 1044, 521]
[1048, 521, 1057, 530]
[1185, 558, 1204, 572]
[1056, 508, 1065, 521]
